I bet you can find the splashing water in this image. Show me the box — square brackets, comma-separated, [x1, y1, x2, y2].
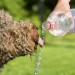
[34, 24, 45, 75]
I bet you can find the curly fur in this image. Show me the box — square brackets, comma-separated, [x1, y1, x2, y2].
[0, 10, 38, 70]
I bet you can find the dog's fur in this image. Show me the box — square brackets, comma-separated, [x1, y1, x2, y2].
[0, 10, 39, 70]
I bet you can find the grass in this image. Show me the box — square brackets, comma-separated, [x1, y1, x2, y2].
[0, 33, 75, 75]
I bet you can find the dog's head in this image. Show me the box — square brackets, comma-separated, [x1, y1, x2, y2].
[10, 21, 43, 55]
[21, 21, 43, 52]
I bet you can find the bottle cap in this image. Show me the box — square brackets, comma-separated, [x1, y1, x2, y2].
[46, 21, 53, 30]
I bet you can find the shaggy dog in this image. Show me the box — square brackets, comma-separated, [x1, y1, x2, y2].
[0, 10, 43, 71]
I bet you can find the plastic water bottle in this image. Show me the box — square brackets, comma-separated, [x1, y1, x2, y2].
[42, 11, 74, 36]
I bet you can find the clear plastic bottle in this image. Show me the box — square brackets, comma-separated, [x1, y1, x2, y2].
[42, 12, 74, 36]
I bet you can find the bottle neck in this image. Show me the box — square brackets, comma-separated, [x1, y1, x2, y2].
[46, 21, 53, 30]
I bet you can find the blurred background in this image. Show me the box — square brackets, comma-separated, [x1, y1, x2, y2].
[0, 0, 75, 75]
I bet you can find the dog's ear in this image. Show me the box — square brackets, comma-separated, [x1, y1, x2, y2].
[31, 26, 39, 44]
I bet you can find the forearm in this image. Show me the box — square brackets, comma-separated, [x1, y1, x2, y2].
[58, 0, 71, 2]
[53, 0, 71, 12]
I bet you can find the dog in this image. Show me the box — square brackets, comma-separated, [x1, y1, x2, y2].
[0, 10, 43, 71]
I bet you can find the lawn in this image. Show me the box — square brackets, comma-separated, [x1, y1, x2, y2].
[0, 33, 75, 75]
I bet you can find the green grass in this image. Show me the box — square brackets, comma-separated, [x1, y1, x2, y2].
[1, 33, 75, 75]
[40, 46, 75, 75]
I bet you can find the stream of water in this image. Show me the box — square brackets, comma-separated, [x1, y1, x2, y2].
[34, 24, 46, 75]
[34, 47, 42, 75]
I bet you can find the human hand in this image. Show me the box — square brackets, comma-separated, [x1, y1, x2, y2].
[52, 0, 72, 18]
